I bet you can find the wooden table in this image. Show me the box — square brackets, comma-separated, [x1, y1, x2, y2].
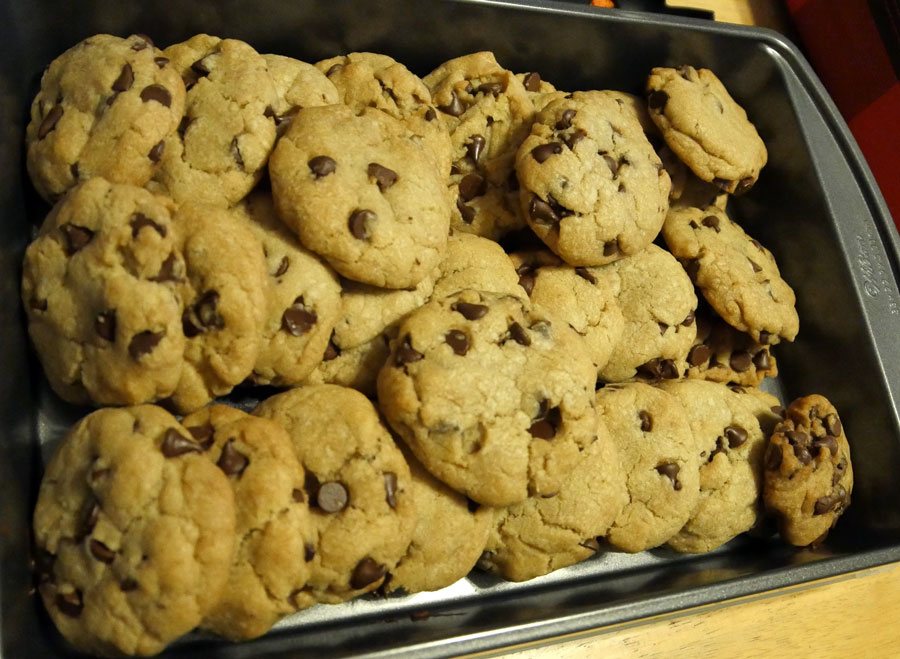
[494, 2, 899, 657]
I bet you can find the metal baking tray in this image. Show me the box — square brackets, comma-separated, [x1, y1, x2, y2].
[4, 0, 900, 656]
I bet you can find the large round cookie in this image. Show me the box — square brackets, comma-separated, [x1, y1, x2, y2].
[26, 34, 186, 202]
[181, 405, 314, 641]
[516, 90, 670, 266]
[263, 54, 339, 135]
[22, 178, 185, 406]
[596, 382, 701, 552]
[169, 202, 268, 413]
[270, 104, 450, 289]
[377, 289, 598, 507]
[151, 35, 278, 207]
[425, 51, 535, 240]
[233, 191, 342, 387]
[594, 244, 697, 383]
[657, 380, 766, 553]
[646, 65, 767, 194]
[253, 385, 416, 604]
[509, 249, 624, 373]
[663, 204, 798, 344]
[479, 414, 627, 581]
[763, 394, 853, 546]
[32, 405, 235, 657]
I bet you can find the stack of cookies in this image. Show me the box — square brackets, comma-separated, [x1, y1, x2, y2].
[23, 33, 853, 657]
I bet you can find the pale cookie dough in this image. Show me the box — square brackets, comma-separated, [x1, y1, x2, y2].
[21, 178, 185, 406]
[646, 65, 767, 194]
[431, 231, 526, 300]
[270, 104, 450, 288]
[26, 34, 186, 202]
[32, 405, 235, 657]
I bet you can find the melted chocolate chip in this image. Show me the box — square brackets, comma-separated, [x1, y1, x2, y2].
[477, 81, 503, 96]
[112, 63, 134, 92]
[758, 331, 772, 345]
[637, 358, 678, 380]
[425, 107, 436, 121]
[309, 155, 336, 178]
[350, 557, 387, 589]
[161, 428, 202, 457]
[282, 297, 318, 336]
[555, 109, 576, 130]
[78, 503, 100, 541]
[348, 209, 375, 240]
[603, 240, 619, 257]
[682, 310, 695, 327]
[453, 301, 489, 320]
[736, 177, 755, 194]
[140, 84, 172, 107]
[467, 134, 486, 162]
[748, 258, 763, 273]
[579, 537, 601, 552]
[317, 482, 348, 513]
[529, 402, 561, 439]
[95, 311, 116, 342]
[89, 539, 116, 564]
[458, 173, 487, 201]
[437, 91, 465, 117]
[532, 142, 563, 163]
[445, 329, 469, 355]
[367, 163, 398, 191]
[395, 335, 423, 366]
[61, 224, 94, 254]
[656, 462, 682, 489]
[150, 253, 179, 283]
[216, 440, 249, 477]
[384, 472, 398, 508]
[187, 423, 214, 450]
[38, 105, 64, 139]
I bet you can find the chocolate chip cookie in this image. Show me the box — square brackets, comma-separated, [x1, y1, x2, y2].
[763, 394, 853, 546]
[253, 385, 416, 604]
[646, 65, 767, 194]
[26, 34, 186, 203]
[263, 53, 339, 136]
[431, 231, 526, 300]
[269, 103, 450, 289]
[516, 90, 670, 266]
[685, 308, 778, 386]
[663, 204, 799, 345]
[32, 405, 235, 656]
[21, 178, 185, 406]
[377, 289, 598, 507]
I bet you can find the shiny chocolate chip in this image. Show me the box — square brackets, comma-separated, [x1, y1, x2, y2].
[555, 109, 576, 130]
[647, 90, 668, 111]
[701, 215, 720, 232]
[140, 84, 172, 107]
[730, 351, 753, 372]
[217, 440, 249, 477]
[437, 91, 465, 117]
[725, 425, 748, 448]
[78, 503, 100, 541]
[368, 163, 398, 191]
[453, 301, 489, 320]
[384, 472, 398, 508]
[713, 177, 732, 191]
[89, 539, 116, 564]
[61, 224, 94, 255]
[445, 329, 469, 355]
[309, 155, 336, 178]
[130, 213, 167, 238]
[95, 311, 116, 342]
[682, 310, 695, 326]
[523, 72, 542, 91]
[56, 591, 83, 617]
[38, 105, 64, 139]
[529, 197, 559, 225]
[148, 140, 165, 162]
[466, 134, 486, 162]
[637, 358, 678, 380]
[532, 142, 563, 163]
[752, 350, 771, 370]
[395, 335, 423, 366]
[814, 489, 844, 515]
[112, 63, 134, 92]
[458, 173, 487, 201]
[161, 428, 202, 457]
[639, 410, 653, 432]
[825, 414, 843, 438]
[128, 330, 163, 360]
[317, 482, 348, 513]
[508, 321, 531, 346]
[350, 557, 387, 589]
[348, 209, 375, 240]
[282, 297, 317, 336]
[656, 462, 682, 490]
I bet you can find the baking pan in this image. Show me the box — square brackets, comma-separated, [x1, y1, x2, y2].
[3, 0, 900, 656]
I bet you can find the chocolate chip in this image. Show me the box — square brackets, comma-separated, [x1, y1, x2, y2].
[177, 115, 192, 137]
[445, 329, 469, 355]
[532, 142, 563, 163]
[725, 425, 748, 448]
[348, 209, 375, 240]
[833, 458, 848, 485]
[187, 423, 214, 450]
[637, 358, 678, 380]
[750, 350, 770, 370]
[120, 578, 139, 591]
[701, 215, 720, 232]
[317, 482, 348, 513]
[350, 557, 387, 589]
[324, 337, 341, 361]
[161, 428, 202, 457]
[466, 134, 486, 162]
[325, 63, 345, 77]
[765, 443, 782, 470]
[140, 84, 172, 107]
[529, 197, 559, 225]
[148, 140, 165, 162]
[149, 253, 178, 283]
[518, 270, 535, 296]
[304, 544, 316, 561]
[367, 163, 398, 191]
[812, 435, 838, 456]
[456, 197, 476, 224]
[579, 537, 600, 552]
[309, 155, 337, 178]
[477, 81, 503, 96]
[133, 33, 154, 49]
[183, 290, 223, 338]
[529, 403, 561, 439]
[508, 321, 531, 346]
[127, 330, 163, 361]
[395, 335, 423, 366]
[688, 344, 711, 366]
[289, 488, 305, 503]
[304, 471, 321, 502]
[748, 258, 762, 273]
[771, 405, 786, 418]
[191, 58, 211, 77]
[602, 154, 619, 178]
[458, 173, 487, 201]
[38, 105, 63, 139]
[708, 437, 726, 462]
[794, 445, 812, 465]
[230, 137, 244, 169]
[787, 430, 809, 446]
[112, 63, 133, 92]
[95, 311, 116, 342]
[438, 91, 465, 117]
[282, 297, 318, 336]
[658, 322, 668, 336]
[30, 298, 48, 312]
[523, 72, 542, 91]
[89, 539, 115, 564]
[425, 107, 436, 121]
[78, 503, 100, 541]
[61, 224, 94, 254]
[575, 267, 596, 284]
[217, 440, 249, 477]
[55, 591, 83, 617]
[564, 129, 587, 149]
[130, 213, 167, 238]
[689, 220, 699, 229]
[736, 177, 754, 194]
[453, 302, 489, 320]
[384, 472, 398, 508]
[713, 177, 732, 191]
[648, 90, 668, 111]
[825, 414, 843, 437]
[758, 331, 772, 344]
[274, 256, 290, 277]
[154, 57, 169, 68]
[682, 310, 695, 327]
[814, 490, 843, 515]
[656, 462, 681, 490]
[639, 410, 653, 432]
[555, 109, 576, 130]
[730, 350, 752, 372]
[603, 240, 619, 256]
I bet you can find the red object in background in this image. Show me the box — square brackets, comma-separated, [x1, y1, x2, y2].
[786, 0, 900, 230]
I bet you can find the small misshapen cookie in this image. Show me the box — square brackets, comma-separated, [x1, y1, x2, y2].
[382, 448, 492, 595]
[377, 289, 597, 507]
[26, 34, 186, 203]
[317, 51, 452, 177]
[170, 202, 268, 413]
[596, 382, 701, 552]
[425, 51, 535, 240]
[22, 178, 185, 406]
[517, 90, 670, 266]
[763, 394, 853, 547]
[431, 231, 526, 300]
[509, 250, 624, 373]
[657, 380, 766, 553]
[685, 309, 777, 386]
[594, 244, 697, 383]
[663, 204, 799, 344]
[233, 192, 342, 387]
[646, 65, 767, 194]
[270, 104, 450, 288]
[263, 54, 339, 135]
[152, 35, 278, 206]
[479, 414, 627, 581]
[180, 405, 314, 641]
[253, 385, 416, 604]
[32, 405, 235, 657]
